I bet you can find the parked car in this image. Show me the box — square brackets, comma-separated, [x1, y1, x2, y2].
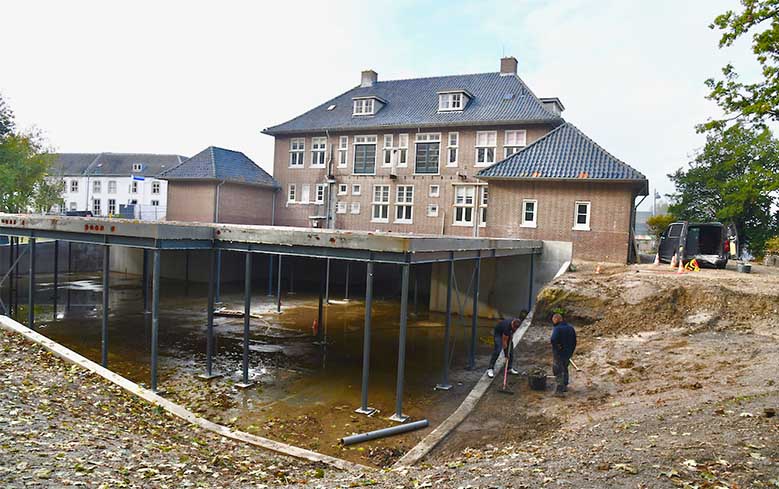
[657, 221, 737, 268]
[65, 211, 93, 217]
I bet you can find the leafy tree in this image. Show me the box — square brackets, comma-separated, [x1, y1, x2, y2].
[0, 94, 60, 213]
[668, 123, 779, 254]
[646, 214, 676, 241]
[703, 0, 779, 130]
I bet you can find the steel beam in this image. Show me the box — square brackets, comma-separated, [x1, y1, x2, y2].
[436, 260, 454, 390]
[53, 240, 58, 320]
[389, 263, 411, 423]
[150, 249, 161, 392]
[355, 261, 376, 416]
[28, 238, 36, 329]
[236, 252, 254, 389]
[468, 257, 481, 370]
[200, 249, 220, 380]
[101, 245, 110, 367]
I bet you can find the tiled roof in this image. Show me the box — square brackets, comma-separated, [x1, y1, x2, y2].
[51, 153, 186, 177]
[477, 122, 647, 191]
[263, 72, 562, 135]
[159, 146, 278, 188]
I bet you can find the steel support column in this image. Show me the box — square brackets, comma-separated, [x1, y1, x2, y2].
[355, 261, 376, 415]
[276, 255, 281, 313]
[14, 238, 20, 318]
[389, 263, 411, 423]
[142, 249, 149, 313]
[52, 240, 58, 320]
[215, 249, 222, 304]
[7, 237, 13, 316]
[66, 242, 72, 312]
[236, 252, 254, 388]
[344, 262, 350, 301]
[200, 248, 220, 379]
[527, 254, 535, 311]
[317, 261, 325, 342]
[468, 257, 481, 370]
[436, 260, 454, 390]
[28, 238, 36, 329]
[150, 249, 161, 392]
[325, 258, 331, 304]
[267, 255, 274, 296]
[101, 245, 110, 367]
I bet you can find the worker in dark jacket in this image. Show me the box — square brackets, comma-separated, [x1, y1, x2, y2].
[550, 313, 577, 394]
[487, 316, 522, 378]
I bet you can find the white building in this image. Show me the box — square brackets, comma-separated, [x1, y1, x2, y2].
[50, 153, 186, 220]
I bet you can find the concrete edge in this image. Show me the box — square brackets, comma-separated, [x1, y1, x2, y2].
[392, 259, 571, 468]
[0, 315, 370, 474]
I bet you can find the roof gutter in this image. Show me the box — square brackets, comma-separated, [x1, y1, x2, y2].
[476, 175, 649, 192]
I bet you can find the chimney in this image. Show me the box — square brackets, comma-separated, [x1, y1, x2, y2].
[500, 56, 518, 76]
[361, 69, 378, 88]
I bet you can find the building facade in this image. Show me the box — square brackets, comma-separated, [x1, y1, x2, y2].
[264, 57, 648, 262]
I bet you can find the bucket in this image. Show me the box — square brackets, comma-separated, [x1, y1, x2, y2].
[737, 263, 752, 273]
[528, 368, 547, 391]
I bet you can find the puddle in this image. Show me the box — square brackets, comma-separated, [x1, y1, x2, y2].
[5, 271, 496, 467]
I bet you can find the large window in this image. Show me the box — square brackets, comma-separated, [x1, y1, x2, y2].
[521, 199, 537, 228]
[108, 180, 117, 194]
[395, 185, 414, 224]
[289, 138, 305, 167]
[383, 134, 394, 167]
[447, 132, 459, 167]
[315, 184, 326, 204]
[108, 199, 116, 215]
[131, 181, 139, 194]
[372, 185, 390, 222]
[338, 136, 348, 168]
[438, 92, 464, 111]
[353, 98, 374, 115]
[573, 201, 591, 231]
[475, 131, 497, 166]
[453, 186, 475, 226]
[415, 133, 440, 174]
[70, 180, 79, 193]
[398, 134, 408, 167]
[479, 187, 488, 227]
[93, 180, 101, 194]
[152, 181, 161, 194]
[353, 135, 377, 174]
[311, 137, 326, 167]
[287, 184, 297, 203]
[92, 199, 101, 216]
[504, 130, 527, 157]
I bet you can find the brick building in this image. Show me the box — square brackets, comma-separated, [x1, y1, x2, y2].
[261, 56, 647, 262]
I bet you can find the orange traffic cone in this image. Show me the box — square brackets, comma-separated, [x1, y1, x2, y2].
[670, 253, 677, 269]
[653, 253, 660, 266]
[677, 257, 686, 274]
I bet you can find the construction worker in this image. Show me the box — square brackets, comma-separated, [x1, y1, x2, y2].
[487, 316, 522, 378]
[550, 313, 577, 394]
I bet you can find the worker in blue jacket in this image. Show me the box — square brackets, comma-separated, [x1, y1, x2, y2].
[550, 313, 577, 394]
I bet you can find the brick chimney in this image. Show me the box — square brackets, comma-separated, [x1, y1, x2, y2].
[500, 56, 518, 76]
[361, 69, 378, 87]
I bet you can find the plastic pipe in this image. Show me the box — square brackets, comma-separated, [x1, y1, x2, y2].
[341, 419, 429, 446]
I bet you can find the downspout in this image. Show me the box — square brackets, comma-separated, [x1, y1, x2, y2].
[630, 192, 648, 264]
[325, 130, 335, 230]
[214, 179, 226, 223]
[271, 188, 276, 225]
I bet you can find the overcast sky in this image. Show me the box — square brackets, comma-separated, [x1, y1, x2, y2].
[2, 0, 758, 210]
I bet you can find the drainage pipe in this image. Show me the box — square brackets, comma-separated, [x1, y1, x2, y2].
[341, 419, 429, 446]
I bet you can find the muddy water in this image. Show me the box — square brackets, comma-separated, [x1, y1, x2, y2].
[6, 272, 498, 466]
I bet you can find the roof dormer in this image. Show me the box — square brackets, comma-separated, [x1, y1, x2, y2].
[352, 96, 385, 116]
[437, 90, 472, 112]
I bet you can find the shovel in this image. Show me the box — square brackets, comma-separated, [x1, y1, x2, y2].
[497, 349, 513, 395]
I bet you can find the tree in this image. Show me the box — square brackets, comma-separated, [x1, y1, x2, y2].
[646, 214, 676, 241]
[0, 94, 60, 213]
[703, 0, 779, 131]
[668, 123, 779, 254]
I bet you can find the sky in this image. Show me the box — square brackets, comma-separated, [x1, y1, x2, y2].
[1, 0, 760, 210]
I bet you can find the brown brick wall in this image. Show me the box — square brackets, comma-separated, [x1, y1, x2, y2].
[167, 181, 216, 223]
[217, 182, 277, 225]
[485, 180, 636, 263]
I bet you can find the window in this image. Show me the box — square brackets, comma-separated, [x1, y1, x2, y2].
[352, 184, 361, 196]
[289, 138, 305, 167]
[93, 180, 101, 194]
[429, 185, 440, 197]
[70, 180, 79, 193]
[338, 136, 348, 168]
[447, 132, 459, 166]
[398, 134, 408, 167]
[371, 185, 390, 222]
[438, 92, 464, 111]
[151, 200, 159, 207]
[395, 185, 414, 223]
[475, 131, 497, 166]
[573, 201, 591, 230]
[350, 202, 361, 214]
[130, 199, 138, 205]
[415, 133, 441, 174]
[353, 98, 374, 115]
[383, 134, 394, 167]
[131, 181, 139, 194]
[353, 135, 377, 174]
[92, 199, 101, 216]
[69, 202, 77, 211]
[132, 163, 143, 172]
[311, 137, 326, 167]
[287, 184, 297, 203]
[108, 199, 116, 215]
[315, 184, 326, 204]
[427, 204, 439, 217]
[453, 186, 475, 226]
[479, 187, 488, 227]
[301, 184, 310, 204]
[152, 181, 161, 194]
[521, 199, 537, 228]
[504, 130, 527, 158]
[336, 201, 347, 214]
[108, 180, 117, 194]
[338, 184, 348, 195]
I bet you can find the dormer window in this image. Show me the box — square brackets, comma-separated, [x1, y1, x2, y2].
[132, 163, 143, 172]
[438, 91, 470, 111]
[353, 98, 375, 115]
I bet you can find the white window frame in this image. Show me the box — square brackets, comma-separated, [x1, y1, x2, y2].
[337, 184, 348, 196]
[427, 204, 439, 217]
[521, 199, 538, 228]
[315, 183, 326, 204]
[504, 130, 527, 158]
[352, 184, 361, 196]
[336, 201, 347, 214]
[479, 186, 488, 228]
[475, 131, 497, 167]
[151, 181, 161, 194]
[289, 138, 305, 168]
[131, 181, 139, 194]
[447, 132, 459, 167]
[453, 185, 475, 226]
[92, 198, 101, 216]
[93, 180, 101, 194]
[287, 184, 297, 203]
[300, 184, 311, 204]
[414, 133, 442, 175]
[438, 92, 464, 111]
[107, 180, 117, 194]
[350, 202, 361, 214]
[394, 185, 414, 224]
[108, 198, 116, 215]
[151, 199, 160, 207]
[353, 98, 375, 116]
[70, 180, 79, 193]
[353, 135, 377, 175]
[311, 137, 327, 167]
[429, 184, 440, 198]
[338, 136, 349, 168]
[371, 184, 390, 223]
[132, 163, 143, 172]
[382, 134, 394, 167]
[573, 201, 591, 231]
[397, 134, 409, 167]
